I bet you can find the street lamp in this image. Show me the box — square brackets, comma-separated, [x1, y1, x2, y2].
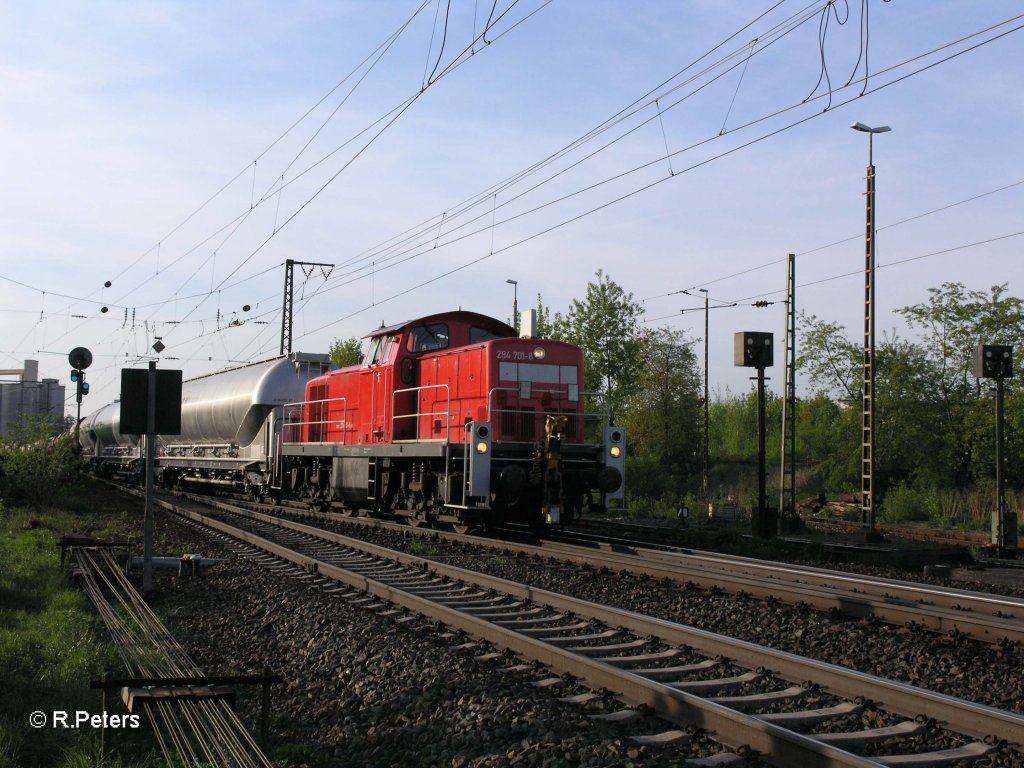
[506, 279, 518, 332]
[851, 121, 890, 540]
[698, 289, 709, 500]
[681, 289, 711, 499]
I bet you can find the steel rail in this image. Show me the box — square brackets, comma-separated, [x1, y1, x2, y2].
[804, 516, 991, 548]
[159, 500, 880, 767]
[535, 536, 1024, 639]
[157, 495, 1024, 755]
[238, 498, 1024, 645]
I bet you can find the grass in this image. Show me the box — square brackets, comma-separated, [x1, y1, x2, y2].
[0, 495, 161, 767]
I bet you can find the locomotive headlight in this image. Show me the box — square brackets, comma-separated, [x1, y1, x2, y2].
[476, 441, 489, 454]
[609, 445, 622, 459]
[532, 347, 546, 360]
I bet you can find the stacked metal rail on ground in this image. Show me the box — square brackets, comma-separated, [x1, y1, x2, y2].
[72, 547, 273, 767]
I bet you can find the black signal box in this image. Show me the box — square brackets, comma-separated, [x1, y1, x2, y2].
[120, 368, 183, 435]
[973, 344, 1013, 379]
[734, 331, 774, 369]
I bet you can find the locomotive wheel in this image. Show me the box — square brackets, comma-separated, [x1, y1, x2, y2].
[452, 523, 473, 535]
[338, 507, 355, 518]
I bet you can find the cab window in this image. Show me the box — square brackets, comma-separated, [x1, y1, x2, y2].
[470, 325, 505, 343]
[408, 323, 449, 353]
[362, 337, 382, 367]
[365, 336, 397, 366]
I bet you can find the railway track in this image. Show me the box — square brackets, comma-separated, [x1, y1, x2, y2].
[541, 530, 1024, 644]
[801, 517, 993, 551]
[144, 489, 1024, 767]
[205, 493, 1024, 647]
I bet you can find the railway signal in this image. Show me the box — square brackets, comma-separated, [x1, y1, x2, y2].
[68, 347, 93, 440]
[974, 343, 1016, 557]
[735, 331, 774, 539]
[70, 369, 89, 401]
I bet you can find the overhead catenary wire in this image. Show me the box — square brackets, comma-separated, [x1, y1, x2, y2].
[0, 0, 941, 329]
[295, 9, 1024, 315]
[57, 1, 549, 377]
[9, 17, 1024, 382]
[6, 5, 1022, 396]
[130, 0, 548, 353]
[283, 14, 1024, 342]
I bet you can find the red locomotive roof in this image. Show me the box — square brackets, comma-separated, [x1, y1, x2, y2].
[364, 310, 515, 340]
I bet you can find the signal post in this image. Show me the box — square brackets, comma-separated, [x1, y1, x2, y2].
[68, 347, 93, 440]
[735, 331, 774, 538]
[974, 344, 1016, 558]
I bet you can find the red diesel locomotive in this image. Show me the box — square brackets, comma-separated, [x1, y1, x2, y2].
[280, 310, 625, 532]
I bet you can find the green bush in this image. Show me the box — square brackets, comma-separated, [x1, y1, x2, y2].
[0, 416, 81, 509]
[879, 479, 938, 524]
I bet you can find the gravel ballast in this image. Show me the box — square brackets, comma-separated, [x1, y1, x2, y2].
[133, 493, 1024, 767]
[153, 521, 732, 767]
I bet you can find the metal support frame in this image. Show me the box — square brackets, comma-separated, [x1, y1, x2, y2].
[861, 152, 878, 536]
[280, 259, 334, 355]
[754, 366, 773, 538]
[993, 378, 1017, 555]
[143, 361, 156, 592]
[91, 669, 282, 755]
[59, 536, 132, 569]
[779, 254, 797, 529]
[280, 259, 295, 356]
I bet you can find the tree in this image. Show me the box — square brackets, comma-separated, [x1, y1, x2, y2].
[329, 337, 363, 368]
[555, 270, 645, 423]
[534, 293, 566, 340]
[897, 282, 1024, 412]
[796, 311, 859, 400]
[897, 282, 1024, 487]
[620, 328, 702, 501]
[797, 282, 1024, 494]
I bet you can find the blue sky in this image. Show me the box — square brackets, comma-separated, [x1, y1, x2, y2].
[2, 1, 1022, 412]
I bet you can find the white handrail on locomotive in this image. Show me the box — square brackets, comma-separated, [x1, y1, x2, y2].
[391, 383, 451, 442]
[279, 396, 348, 443]
[457, 420, 473, 510]
[280, 385, 608, 447]
[486, 386, 611, 445]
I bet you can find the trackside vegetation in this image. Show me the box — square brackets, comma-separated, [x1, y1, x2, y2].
[0, 420, 158, 767]
[529, 274, 1022, 528]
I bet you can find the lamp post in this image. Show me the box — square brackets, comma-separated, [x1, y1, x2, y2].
[699, 289, 709, 499]
[851, 121, 890, 539]
[506, 279, 518, 332]
[681, 289, 713, 500]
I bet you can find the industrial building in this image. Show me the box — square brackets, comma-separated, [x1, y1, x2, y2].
[0, 360, 66, 438]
